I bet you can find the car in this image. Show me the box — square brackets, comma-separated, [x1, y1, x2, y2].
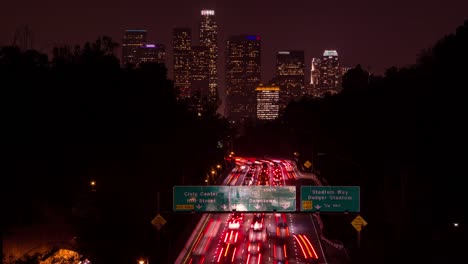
[276, 223, 289, 239]
[251, 214, 264, 230]
[247, 242, 261, 255]
[228, 219, 241, 229]
[218, 243, 237, 263]
[273, 242, 288, 264]
[249, 229, 266, 242]
[275, 213, 287, 224]
[253, 221, 263, 231]
[223, 230, 240, 244]
[232, 212, 244, 221]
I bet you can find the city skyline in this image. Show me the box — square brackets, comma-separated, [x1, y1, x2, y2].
[2, 0, 467, 82]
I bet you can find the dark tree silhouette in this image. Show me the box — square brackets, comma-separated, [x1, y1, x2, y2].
[342, 64, 369, 92]
[2, 36, 229, 264]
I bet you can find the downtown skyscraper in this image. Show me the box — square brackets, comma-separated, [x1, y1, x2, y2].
[173, 28, 192, 98]
[310, 50, 342, 96]
[256, 85, 280, 121]
[225, 35, 261, 125]
[122, 30, 147, 67]
[137, 44, 165, 64]
[275, 50, 305, 111]
[199, 10, 218, 104]
[190, 45, 210, 98]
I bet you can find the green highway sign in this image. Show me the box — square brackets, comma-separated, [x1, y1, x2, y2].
[173, 186, 229, 212]
[300, 186, 360, 212]
[173, 186, 296, 212]
[229, 186, 296, 212]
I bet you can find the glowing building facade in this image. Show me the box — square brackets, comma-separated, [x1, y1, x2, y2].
[138, 44, 165, 65]
[173, 28, 192, 98]
[225, 35, 261, 124]
[310, 50, 343, 97]
[199, 10, 218, 103]
[122, 30, 147, 66]
[190, 45, 210, 98]
[320, 50, 341, 90]
[256, 86, 280, 120]
[275, 50, 305, 110]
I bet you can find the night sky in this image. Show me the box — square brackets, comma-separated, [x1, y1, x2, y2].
[2, 0, 467, 82]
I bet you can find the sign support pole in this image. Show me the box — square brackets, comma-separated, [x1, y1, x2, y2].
[357, 230, 361, 249]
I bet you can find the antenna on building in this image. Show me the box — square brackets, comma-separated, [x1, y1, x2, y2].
[13, 25, 34, 51]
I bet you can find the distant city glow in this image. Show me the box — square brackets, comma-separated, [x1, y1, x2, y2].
[201, 10, 215, 16]
[145, 44, 156, 48]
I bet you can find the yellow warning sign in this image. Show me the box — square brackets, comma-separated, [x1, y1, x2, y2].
[351, 215, 368, 232]
[302, 200, 313, 210]
[304, 160, 312, 169]
[151, 214, 167, 227]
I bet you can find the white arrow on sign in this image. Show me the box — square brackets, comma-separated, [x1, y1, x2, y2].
[254, 204, 261, 209]
[196, 204, 202, 209]
[314, 205, 322, 210]
[221, 204, 227, 210]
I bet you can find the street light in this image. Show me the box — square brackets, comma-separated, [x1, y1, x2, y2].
[90, 180, 96, 192]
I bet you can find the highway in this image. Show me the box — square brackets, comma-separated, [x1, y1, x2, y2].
[179, 157, 326, 264]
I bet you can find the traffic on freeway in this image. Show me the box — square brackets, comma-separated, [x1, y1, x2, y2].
[180, 157, 326, 264]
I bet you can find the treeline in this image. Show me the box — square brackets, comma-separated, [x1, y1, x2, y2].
[236, 20, 467, 263]
[1, 37, 229, 264]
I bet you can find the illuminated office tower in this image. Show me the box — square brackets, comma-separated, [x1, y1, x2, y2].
[309, 50, 343, 97]
[173, 28, 192, 98]
[275, 50, 305, 110]
[122, 30, 147, 67]
[199, 10, 218, 103]
[310, 58, 321, 85]
[309, 58, 321, 96]
[137, 44, 165, 65]
[190, 46, 210, 98]
[225, 35, 261, 124]
[256, 85, 280, 120]
[318, 50, 342, 95]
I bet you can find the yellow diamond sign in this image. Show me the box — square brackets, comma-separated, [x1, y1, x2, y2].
[151, 214, 167, 230]
[351, 215, 368, 232]
[304, 160, 312, 169]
